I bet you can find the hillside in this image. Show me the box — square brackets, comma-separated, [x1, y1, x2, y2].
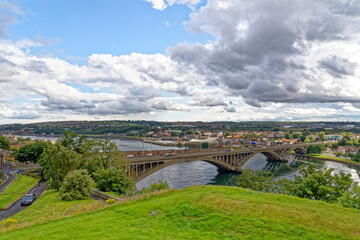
[2, 185, 360, 239]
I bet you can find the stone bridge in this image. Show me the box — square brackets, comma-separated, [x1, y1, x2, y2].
[127, 143, 317, 183]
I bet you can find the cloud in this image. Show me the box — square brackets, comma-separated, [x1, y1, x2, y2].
[145, 0, 201, 10]
[169, 0, 360, 106]
[0, 1, 25, 38]
[319, 55, 356, 78]
[189, 95, 227, 107]
[2, 0, 360, 123]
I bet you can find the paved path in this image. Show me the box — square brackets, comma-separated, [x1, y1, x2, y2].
[0, 180, 47, 220]
[0, 163, 15, 194]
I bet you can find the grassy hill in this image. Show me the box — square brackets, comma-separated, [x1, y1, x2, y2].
[2, 185, 360, 239]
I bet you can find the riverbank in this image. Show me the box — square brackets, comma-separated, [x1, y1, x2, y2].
[297, 154, 360, 167]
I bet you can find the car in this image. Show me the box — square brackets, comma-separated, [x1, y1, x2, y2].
[126, 154, 135, 158]
[225, 149, 230, 151]
[21, 193, 36, 206]
[171, 153, 177, 156]
[147, 153, 153, 156]
[165, 153, 172, 157]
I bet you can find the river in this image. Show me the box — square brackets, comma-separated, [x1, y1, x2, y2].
[136, 154, 360, 190]
[21, 136, 360, 190]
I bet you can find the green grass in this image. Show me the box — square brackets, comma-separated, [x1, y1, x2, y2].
[0, 175, 38, 209]
[3, 190, 100, 226]
[305, 154, 360, 165]
[2, 185, 360, 239]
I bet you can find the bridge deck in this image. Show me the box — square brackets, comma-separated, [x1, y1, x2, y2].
[127, 143, 315, 163]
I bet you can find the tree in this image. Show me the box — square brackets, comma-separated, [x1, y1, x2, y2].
[318, 132, 326, 142]
[291, 165, 352, 202]
[16, 141, 49, 163]
[353, 150, 360, 162]
[41, 143, 82, 190]
[82, 139, 126, 175]
[93, 168, 133, 195]
[338, 183, 360, 210]
[58, 131, 88, 154]
[0, 135, 10, 150]
[285, 133, 292, 140]
[59, 169, 94, 201]
[236, 169, 276, 193]
[201, 142, 209, 149]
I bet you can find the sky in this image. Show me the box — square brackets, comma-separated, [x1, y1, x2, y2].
[0, 0, 360, 124]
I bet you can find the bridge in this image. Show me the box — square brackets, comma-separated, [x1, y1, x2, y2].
[127, 143, 318, 183]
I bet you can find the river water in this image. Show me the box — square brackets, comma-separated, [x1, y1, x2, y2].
[136, 154, 360, 190]
[21, 136, 360, 190]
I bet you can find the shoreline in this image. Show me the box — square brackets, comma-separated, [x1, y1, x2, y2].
[293, 153, 360, 167]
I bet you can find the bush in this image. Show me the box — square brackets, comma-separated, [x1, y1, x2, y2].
[236, 169, 276, 193]
[60, 169, 94, 201]
[138, 180, 170, 194]
[93, 168, 133, 195]
[338, 183, 360, 210]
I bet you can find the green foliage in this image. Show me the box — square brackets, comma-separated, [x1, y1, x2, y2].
[0, 135, 10, 150]
[353, 150, 360, 162]
[138, 180, 170, 194]
[58, 132, 88, 154]
[338, 183, 360, 210]
[60, 169, 94, 201]
[306, 144, 325, 155]
[93, 168, 133, 195]
[285, 133, 292, 140]
[201, 142, 209, 149]
[82, 139, 126, 175]
[16, 141, 49, 163]
[318, 132, 326, 141]
[237, 165, 354, 206]
[292, 165, 352, 202]
[41, 143, 82, 190]
[236, 169, 276, 193]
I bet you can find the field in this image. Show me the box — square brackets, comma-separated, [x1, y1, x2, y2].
[2, 185, 360, 239]
[0, 175, 38, 209]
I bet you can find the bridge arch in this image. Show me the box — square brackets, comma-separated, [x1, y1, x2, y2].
[133, 157, 235, 183]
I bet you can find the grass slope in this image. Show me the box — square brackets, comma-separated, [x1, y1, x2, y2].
[0, 175, 38, 208]
[2, 185, 360, 239]
[305, 154, 360, 165]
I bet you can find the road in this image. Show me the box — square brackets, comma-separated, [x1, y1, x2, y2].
[0, 180, 46, 220]
[0, 163, 15, 194]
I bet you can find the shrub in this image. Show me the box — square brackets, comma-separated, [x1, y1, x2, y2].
[292, 165, 352, 202]
[236, 169, 276, 193]
[338, 183, 360, 210]
[93, 168, 133, 195]
[59, 169, 94, 201]
[138, 180, 170, 194]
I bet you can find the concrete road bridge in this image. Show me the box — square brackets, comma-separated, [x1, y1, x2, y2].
[127, 143, 319, 183]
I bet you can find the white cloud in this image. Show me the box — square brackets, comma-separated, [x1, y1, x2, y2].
[2, 0, 360, 123]
[145, 0, 201, 10]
